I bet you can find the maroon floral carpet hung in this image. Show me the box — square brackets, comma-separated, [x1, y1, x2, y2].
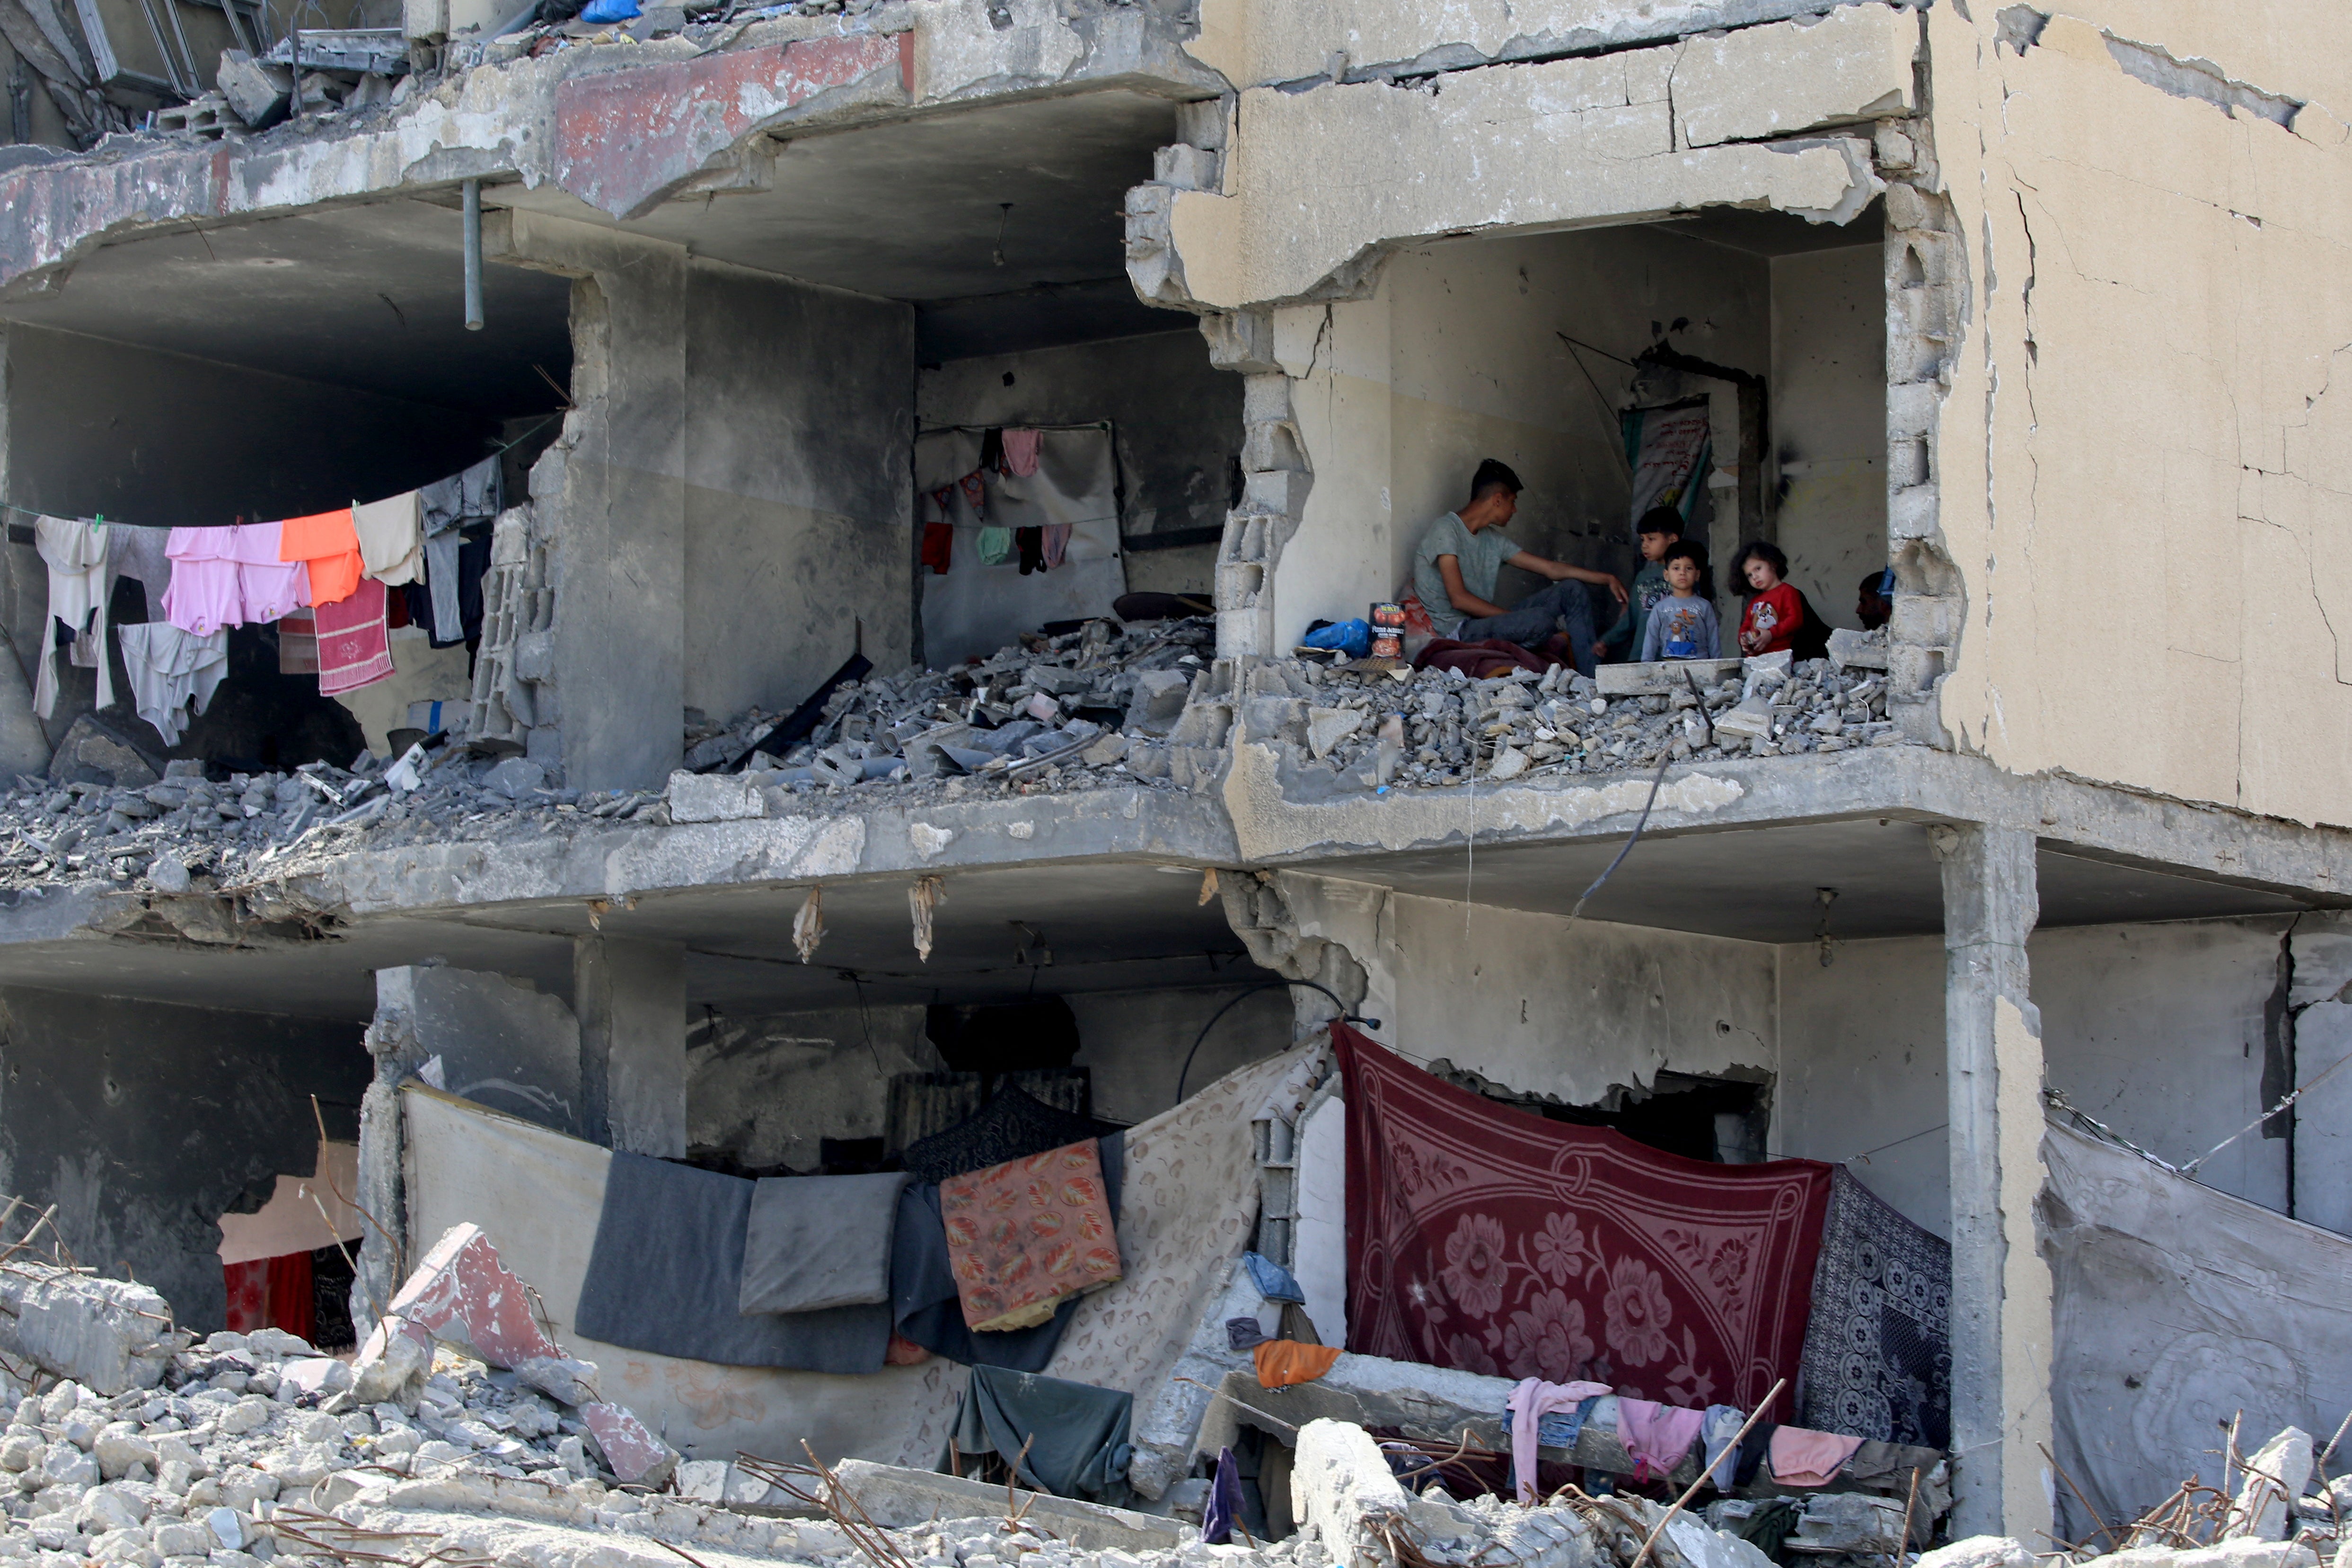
[1334, 1024, 1833, 1408]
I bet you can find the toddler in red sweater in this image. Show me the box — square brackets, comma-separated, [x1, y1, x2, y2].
[1733, 542, 1805, 657]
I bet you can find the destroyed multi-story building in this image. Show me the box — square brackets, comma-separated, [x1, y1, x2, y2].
[0, 0, 2342, 1552]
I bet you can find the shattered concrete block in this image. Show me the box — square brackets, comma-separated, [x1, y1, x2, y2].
[350, 1311, 430, 1408]
[1790, 1492, 1909, 1554]
[278, 1356, 353, 1400]
[2228, 1428, 2314, 1540]
[482, 758, 545, 800]
[1713, 697, 1776, 741]
[47, 715, 159, 789]
[0, 1265, 179, 1395]
[831, 1460, 1188, 1553]
[580, 1401, 676, 1488]
[1126, 670, 1192, 735]
[1825, 627, 1891, 672]
[672, 1459, 728, 1501]
[214, 50, 291, 125]
[386, 1224, 565, 1369]
[1291, 1418, 1423, 1568]
[509, 1354, 599, 1407]
[664, 769, 765, 823]
[1306, 706, 1363, 759]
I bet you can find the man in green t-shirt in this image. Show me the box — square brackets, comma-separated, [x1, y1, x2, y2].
[1409, 460, 1625, 677]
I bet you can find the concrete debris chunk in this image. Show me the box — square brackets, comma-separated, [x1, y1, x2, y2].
[0, 1264, 183, 1395]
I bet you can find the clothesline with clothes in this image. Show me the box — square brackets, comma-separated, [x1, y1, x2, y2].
[28, 455, 505, 747]
[917, 423, 1120, 578]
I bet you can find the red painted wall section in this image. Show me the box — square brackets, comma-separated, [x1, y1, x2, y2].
[554, 32, 911, 219]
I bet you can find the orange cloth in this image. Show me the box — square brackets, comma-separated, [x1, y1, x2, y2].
[1253, 1339, 1342, 1389]
[278, 509, 363, 607]
[941, 1139, 1121, 1332]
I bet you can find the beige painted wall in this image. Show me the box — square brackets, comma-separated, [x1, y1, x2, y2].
[1271, 229, 1771, 647]
[1920, 9, 2352, 826]
[1770, 243, 1887, 627]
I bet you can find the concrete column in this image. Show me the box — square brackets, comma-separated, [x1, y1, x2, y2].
[351, 970, 429, 1339]
[574, 934, 687, 1156]
[487, 211, 688, 793]
[1935, 823, 2055, 1542]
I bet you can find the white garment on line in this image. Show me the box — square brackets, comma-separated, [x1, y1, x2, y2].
[353, 490, 423, 585]
[116, 622, 228, 747]
[33, 515, 113, 719]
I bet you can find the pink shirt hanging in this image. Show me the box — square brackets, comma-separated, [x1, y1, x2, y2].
[1000, 428, 1043, 477]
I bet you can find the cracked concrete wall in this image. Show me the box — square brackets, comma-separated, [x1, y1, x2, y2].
[1917, 7, 2352, 825]
[1260, 231, 1771, 653]
[1776, 917, 2297, 1235]
[0, 985, 367, 1333]
[1268, 871, 1779, 1107]
[1134, 4, 1906, 314]
[683, 260, 912, 726]
[1185, 0, 1904, 90]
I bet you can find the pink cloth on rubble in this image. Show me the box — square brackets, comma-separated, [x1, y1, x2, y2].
[1001, 428, 1043, 477]
[1768, 1426, 1864, 1487]
[1618, 1398, 1708, 1481]
[1508, 1378, 1612, 1501]
[315, 576, 393, 696]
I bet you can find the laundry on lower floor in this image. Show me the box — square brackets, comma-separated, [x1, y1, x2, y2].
[1797, 1165, 1952, 1449]
[1333, 1023, 1833, 1405]
[574, 1152, 896, 1374]
[947, 1363, 1135, 1505]
[939, 1137, 1121, 1332]
[738, 1171, 911, 1315]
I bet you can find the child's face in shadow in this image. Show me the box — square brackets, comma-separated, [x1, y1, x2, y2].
[1638, 530, 1678, 563]
[1665, 557, 1701, 594]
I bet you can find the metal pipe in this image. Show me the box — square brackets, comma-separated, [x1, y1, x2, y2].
[461, 178, 484, 332]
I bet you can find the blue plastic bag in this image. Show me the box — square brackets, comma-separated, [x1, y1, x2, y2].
[580, 0, 640, 21]
[1301, 618, 1370, 658]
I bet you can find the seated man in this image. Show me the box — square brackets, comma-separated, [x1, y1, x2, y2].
[1410, 460, 1625, 677]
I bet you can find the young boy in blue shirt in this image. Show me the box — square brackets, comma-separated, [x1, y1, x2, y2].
[1638, 543, 1721, 661]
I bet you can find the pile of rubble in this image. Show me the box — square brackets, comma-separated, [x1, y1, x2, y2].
[1284, 642, 1904, 793]
[0, 719, 624, 897]
[0, 1215, 1887, 1568]
[678, 617, 1216, 798]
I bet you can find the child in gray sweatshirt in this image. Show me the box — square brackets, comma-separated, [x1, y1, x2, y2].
[1638, 543, 1721, 661]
